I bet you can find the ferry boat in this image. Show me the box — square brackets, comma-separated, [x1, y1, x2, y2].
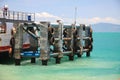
[0, 6, 35, 58]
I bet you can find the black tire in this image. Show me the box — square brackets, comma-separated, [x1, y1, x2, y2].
[42, 60, 48, 66]
[56, 57, 61, 64]
[69, 55, 74, 61]
[86, 52, 90, 57]
[15, 59, 21, 66]
[31, 57, 36, 63]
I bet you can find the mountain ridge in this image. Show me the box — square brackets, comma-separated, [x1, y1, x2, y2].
[91, 23, 120, 32]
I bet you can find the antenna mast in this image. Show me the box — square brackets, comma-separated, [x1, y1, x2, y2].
[74, 7, 77, 27]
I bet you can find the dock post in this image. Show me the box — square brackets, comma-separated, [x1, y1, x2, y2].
[55, 57, 61, 64]
[69, 55, 74, 61]
[14, 23, 23, 66]
[31, 57, 36, 63]
[86, 51, 90, 57]
[40, 22, 50, 66]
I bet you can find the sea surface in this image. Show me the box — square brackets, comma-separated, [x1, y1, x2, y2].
[0, 32, 120, 80]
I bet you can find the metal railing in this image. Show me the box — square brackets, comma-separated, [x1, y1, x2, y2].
[0, 9, 35, 22]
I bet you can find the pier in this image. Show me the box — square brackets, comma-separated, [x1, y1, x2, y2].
[0, 9, 93, 66]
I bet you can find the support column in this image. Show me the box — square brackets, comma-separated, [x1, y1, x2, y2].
[14, 23, 23, 66]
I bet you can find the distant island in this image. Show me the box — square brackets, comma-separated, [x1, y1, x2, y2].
[92, 23, 120, 32]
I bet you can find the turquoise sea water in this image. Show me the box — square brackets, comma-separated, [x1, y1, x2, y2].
[0, 32, 120, 80]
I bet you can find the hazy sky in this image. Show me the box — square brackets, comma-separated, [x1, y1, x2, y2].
[0, 0, 120, 24]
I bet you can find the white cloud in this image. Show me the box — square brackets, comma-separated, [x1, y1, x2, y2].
[35, 12, 62, 23]
[104, 17, 120, 24]
[35, 12, 120, 25]
[76, 17, 120, 25]
[36, 12, 56, 18]
[89, 17, 101, 23]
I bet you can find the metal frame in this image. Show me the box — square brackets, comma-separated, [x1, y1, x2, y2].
[79, 24, 93, 57]
[39, 21, 63, 65]
[14, 23, 41, 65]
[62, 24, 74, 60]
[73, 25, 82, 57]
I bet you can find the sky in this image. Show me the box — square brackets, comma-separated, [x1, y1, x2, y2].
[0, 0, 120, 24]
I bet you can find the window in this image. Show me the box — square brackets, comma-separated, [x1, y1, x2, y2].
[0, 22, 6, 34]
